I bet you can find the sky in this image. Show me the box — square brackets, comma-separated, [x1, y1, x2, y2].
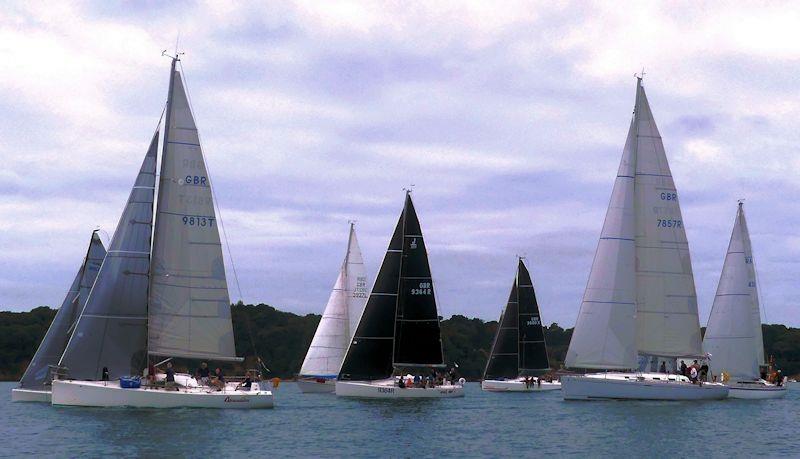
[1, 1, 799, 327]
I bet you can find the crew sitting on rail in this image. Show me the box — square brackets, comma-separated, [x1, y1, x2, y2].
[236, 371, 253, 391]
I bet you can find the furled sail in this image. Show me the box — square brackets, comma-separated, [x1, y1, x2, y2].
[300, 223, 368, 378]
[566, 78, 702, 369]
[59, 133, 157, 379]
[339, 192, 444, 381]
[148, 62, 238, 361]
[632, 80, 702, 359]
[517, 260, 549, 374]
[703, 203, 762, 380]
[484, 259, 550, 380]
[18, 232, 105, 389]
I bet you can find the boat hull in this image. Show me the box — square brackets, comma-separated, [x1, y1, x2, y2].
[336, 380, 464, 398]
[11, 388, 51, 403]
[51, 380, 274, 409]
[481, 379, 561, 392]
[562, 373, 729, 401]
[297, 377, 336, 393]
[727, 380, 788, 399]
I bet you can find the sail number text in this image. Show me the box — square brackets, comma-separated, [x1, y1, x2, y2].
[183, 175, 208, 186]
[410, 282, 432, 295]
[656, 219, 682, 228]
[182, 216, 215, 227]
[660, 192, 677, 201]
[353, 276, 368, 298]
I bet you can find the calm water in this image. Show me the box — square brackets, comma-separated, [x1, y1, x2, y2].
[2, 381, 797, 457]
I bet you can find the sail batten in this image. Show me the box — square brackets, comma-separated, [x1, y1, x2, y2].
[147, 64, 237, 362]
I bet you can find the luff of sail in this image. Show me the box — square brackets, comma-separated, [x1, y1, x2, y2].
[18, 232, 105, 389]
[148, 61, 238, 361]
[300, 223, 368, 378]
[631, 79, 702, 359]
[703, 203, 761, 380]
[59, 133, 158, 379]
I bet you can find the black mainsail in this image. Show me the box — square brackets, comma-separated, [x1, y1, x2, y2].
[339, 192, 445, 381]
[483, 259, 549, 380]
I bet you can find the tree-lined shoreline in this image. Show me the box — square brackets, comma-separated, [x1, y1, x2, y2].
[2, 303, 798, 380]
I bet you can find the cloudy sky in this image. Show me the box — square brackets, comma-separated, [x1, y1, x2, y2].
[1, 1, 799, 328]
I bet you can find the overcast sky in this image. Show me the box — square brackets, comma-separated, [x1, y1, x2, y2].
[1, 1, 799, 327]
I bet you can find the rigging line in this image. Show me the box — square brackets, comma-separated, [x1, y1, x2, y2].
[177, 60, 263, 371]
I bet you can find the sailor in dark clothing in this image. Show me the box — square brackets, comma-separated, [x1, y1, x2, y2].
[679, 360, 688, 377]
[101, 367, 109, 381]
[236, 372, 253, 391]
[196, 362, 210, 386]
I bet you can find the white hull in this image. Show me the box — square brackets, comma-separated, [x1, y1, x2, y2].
[11, 388, 51, 403]
[51, 379, 274, 409]
[481, 379, 561, 392]
[297, 377, 336, 393]
[727, 380, 788, 399]
[336, 379, 464, 399]
[562, 373, 729, 401]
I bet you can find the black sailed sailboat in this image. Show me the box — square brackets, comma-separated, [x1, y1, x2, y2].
[336, 191, 463, 398]
[482, 259, 560, 392]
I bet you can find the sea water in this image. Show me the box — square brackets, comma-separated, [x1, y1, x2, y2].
[2, 381, 796, 457]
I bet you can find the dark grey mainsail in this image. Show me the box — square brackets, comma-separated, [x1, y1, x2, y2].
[147, 60, 238, 362]
[483, 259, 549, 380]
[18, 232, 105, 389]
[339, 192, 444, 381]
[59, 132, 158, 380]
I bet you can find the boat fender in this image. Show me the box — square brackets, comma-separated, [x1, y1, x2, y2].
[458, 377, 466, 386]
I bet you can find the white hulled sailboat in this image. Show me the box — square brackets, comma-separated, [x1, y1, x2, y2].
[703, 202, 786, 399]
[11, 232, 106, 402]
[561, 77, 728, 400]
[482, 258, 560, 392]
[298, 223, 368, 393]
[335, 191, 464, 398]
[50, 54, 273, 409]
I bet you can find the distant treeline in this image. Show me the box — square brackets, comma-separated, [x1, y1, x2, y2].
[2, 303, 799, 380]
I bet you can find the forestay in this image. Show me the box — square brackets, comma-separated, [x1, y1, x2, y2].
[59, 133, 158, 379]
[148, 65, 238, 362]
[19, 232, 105, 389]
[703, 203, 762, 380]
[300, 223, 368, 377]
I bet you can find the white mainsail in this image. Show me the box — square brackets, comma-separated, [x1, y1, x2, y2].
[566, 78, 703, 370]
[148, 63, 238, 361]
[703, 202, 762, 380]
[300, 223, 368, 377]
[59, 133, 158, 379]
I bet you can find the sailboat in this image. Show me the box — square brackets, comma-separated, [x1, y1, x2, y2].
[11, 232, 106, 402]
[561, 77, 728, 400]
[703, 202, 787, 399]
[298, 223, 369, 393]
[50, 54, 273, 408]
[482, 258, 560, 392]
[335, 191, 464, 398]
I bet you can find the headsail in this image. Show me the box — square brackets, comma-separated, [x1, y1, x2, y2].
[703, 202, 762, 380]
[483, 280, 520, 380]
[300, 223, 368, 378]
[18, 232, 105, 389]
[59, 133, 158, 380]
[339, 192, 444, 381]
[565, 108, 638, 370]
[632, 79, 702, 359]
[148, 60, 239, 362]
